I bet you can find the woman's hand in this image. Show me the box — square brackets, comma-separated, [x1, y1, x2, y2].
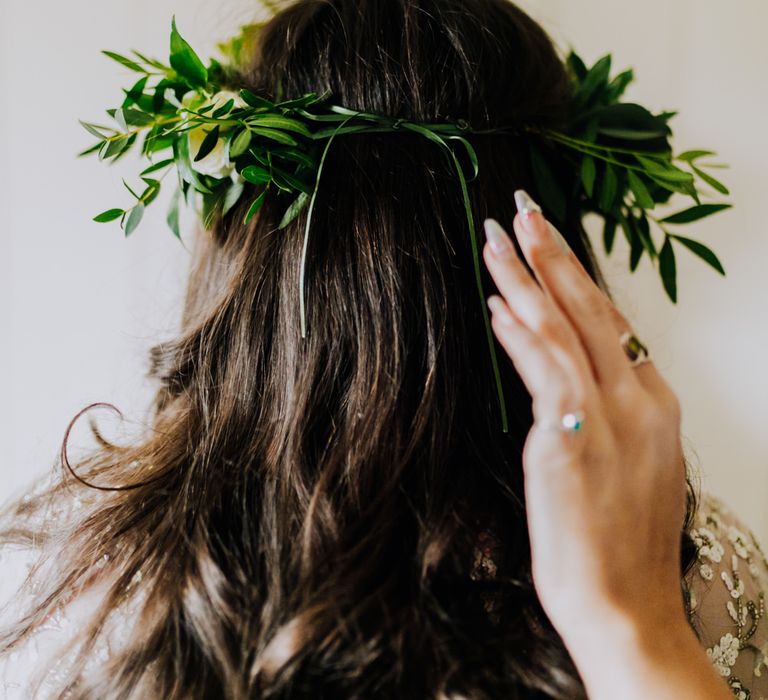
[482, 191, 731, 700]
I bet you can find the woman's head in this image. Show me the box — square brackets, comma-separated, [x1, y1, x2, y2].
[0, 1, 699, 697]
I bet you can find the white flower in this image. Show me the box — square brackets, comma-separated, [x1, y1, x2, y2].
[700, 563, 714, 581]
[728, 525, 752, 559]
[707, 633, 740, 676]
[692, 527, 725, 563]
[721, 570, 746, 599]
[186, 90, 247, 179]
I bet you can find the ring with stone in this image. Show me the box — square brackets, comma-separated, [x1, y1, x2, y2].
[619, 331, 652, 368]
[536, 410, 586, 435]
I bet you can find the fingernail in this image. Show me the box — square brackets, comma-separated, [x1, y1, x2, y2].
[514, 189, 542, 220]
[484, 218, 515, 258]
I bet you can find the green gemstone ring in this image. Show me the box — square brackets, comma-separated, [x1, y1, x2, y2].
[537, 410, 586, 435]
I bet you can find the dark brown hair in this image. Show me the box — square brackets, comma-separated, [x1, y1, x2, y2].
[0, 0, 702, 697]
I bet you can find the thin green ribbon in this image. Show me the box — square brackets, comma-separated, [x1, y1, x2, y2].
[294, 106, 509, 433]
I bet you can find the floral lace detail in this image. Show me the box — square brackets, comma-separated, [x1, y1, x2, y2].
[685, 492, 768, 699]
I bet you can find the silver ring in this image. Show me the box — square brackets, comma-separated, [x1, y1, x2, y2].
[537, 410, 586, 434]
[619, 331, 652, 368]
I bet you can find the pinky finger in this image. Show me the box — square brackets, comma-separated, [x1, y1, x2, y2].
[487, 295, 572, 414]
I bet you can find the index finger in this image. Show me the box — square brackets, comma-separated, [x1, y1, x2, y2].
[511, 190, 641, 392]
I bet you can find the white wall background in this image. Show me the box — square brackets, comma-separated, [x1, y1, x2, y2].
[1, 2, 766, 544]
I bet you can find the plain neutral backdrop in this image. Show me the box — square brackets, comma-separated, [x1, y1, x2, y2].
[1, 1, 767, 546]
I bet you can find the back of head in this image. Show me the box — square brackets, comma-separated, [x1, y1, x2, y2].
[0, 1, 697, 698]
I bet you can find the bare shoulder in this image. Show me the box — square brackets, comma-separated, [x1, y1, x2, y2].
[684, 490, 768, 698]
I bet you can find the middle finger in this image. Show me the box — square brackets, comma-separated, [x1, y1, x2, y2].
[511, 189, 641, 393]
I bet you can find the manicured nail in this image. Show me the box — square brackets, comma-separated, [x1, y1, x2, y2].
[514, 189, 542, 219]
[484, 218, 515, 258]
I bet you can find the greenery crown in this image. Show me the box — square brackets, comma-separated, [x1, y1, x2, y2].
[80, 17, 732, 433]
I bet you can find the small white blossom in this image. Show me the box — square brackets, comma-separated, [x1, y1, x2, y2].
[729, 525, 752, 559]
[693, 527, 725, 563]
[707, 633, 740, 676]
[700, 563, 714, 581]
[722, 570, 746, 599]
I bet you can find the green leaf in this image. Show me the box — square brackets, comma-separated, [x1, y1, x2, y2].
[241, 165, 272, 185]
[627, 170, 654, 209]
[102, 50, 146, 73]
[271, 167, 313, 195]
[101, 134, 132, 159]
[278, 191, 310, 229]
[122, 76, 149, 107]
[567, 51, 588, 81]
[222, 180, 245, 216]
[691, 165, 729, 195]
[271, 147, 317, 170]
[676, 150, 716, 161]
[140, 178, 161, 206]
[246, 114, 313, 138]
[598, 127, 667, 140]
[606, 68, 634, 101]
[212, 98, 235, 119]
[636, 215, 657, 259]
[669, 234, 726, 275]
[193, 125, 221, 162]
[603, 218, 617, 255]
[123, 203, 145, 237]
[659, 203, 732, 225]
[250, 126, 299, 147]
[577, 54, 612, 107]
[243, 190, 267, 225]
[77, 142, 104, 157]
[131, 49, 168, 71]
[276, 92, 326, 110]
[79, 120, 113, 139]
[174, 133, 213, 194]
[122, 178, 141, 200]
[93, 208, 125, 223]
[141, 158, 175, 176]
[113, 109, 128, 132]
[636, 155, 693, 182]
[170, 16, 208, 88]
[239, 89, 274, 109]
[658, 236, 677, 303]
[580, 156, 596, 197]
[229, 128, 252, 157]
[122, 107, 155, 127]
[167, 187, 181, 239]
[599, 163, 618, 212]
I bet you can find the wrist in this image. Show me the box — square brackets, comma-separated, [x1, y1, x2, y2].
[558, 604, 730, 700]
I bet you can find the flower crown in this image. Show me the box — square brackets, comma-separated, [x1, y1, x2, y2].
[79, 17, 732, 433]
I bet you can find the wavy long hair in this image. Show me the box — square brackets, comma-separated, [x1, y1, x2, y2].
[0, 0, 702, 697]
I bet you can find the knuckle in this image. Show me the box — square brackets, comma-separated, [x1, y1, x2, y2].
[528, 239, 562, 266]
[530, 310, 563, 340]
[610, 377, 643, 408]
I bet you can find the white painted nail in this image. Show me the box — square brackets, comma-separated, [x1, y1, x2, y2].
[483, 218, 514, 257]
[514, 189, 542, 218]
